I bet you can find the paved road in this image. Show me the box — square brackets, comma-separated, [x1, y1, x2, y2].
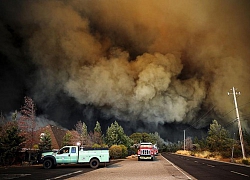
[0, 155, 195, 180]
[0, 161, 119, 180]
[162, 152, 250, 180]
[67, 155, 195, 180]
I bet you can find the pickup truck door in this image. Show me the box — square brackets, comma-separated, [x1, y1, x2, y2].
[69, 147, 78, 163]
[55, 147, 71, 164]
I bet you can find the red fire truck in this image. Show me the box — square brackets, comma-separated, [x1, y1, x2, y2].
[137, 142, 156, 161]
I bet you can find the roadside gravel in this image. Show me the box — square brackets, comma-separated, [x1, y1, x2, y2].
[67, 154, 196, 180]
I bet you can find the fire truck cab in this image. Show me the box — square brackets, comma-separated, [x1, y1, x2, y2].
[137, 142, 155, 161]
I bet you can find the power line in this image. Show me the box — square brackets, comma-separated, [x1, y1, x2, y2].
[185, 105, 215, 131]
[221, 101, 250, 119]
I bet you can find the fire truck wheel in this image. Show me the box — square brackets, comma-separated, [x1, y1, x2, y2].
[90, 158, 100, 168]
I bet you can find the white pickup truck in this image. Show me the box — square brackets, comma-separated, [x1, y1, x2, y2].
[40, 146, 109, 169]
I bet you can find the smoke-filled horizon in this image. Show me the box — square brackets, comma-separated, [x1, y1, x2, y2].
[1, 0, 250, 141]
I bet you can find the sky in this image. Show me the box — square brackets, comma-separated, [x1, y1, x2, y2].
[1, 0, 250, 142]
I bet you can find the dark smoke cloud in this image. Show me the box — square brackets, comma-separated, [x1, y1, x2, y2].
[1, 0, 250, 141]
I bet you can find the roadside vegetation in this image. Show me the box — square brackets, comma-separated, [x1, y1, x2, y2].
[0, 97, 249, 166]
[173, 120, 250, 165]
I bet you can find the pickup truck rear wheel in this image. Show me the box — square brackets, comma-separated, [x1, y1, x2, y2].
[43, 159, 53, 169]
[90, 158, 100, 168]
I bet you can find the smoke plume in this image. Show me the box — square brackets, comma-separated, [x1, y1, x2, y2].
[1, 0, 250, 141]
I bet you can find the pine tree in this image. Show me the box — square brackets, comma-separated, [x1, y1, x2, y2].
[0, 121, 25, 165]
[105, 121, 132, 147]
[74, 121, 92, 146]
[38, 131, 52, 151]
[82, 122, 88, 145]
[207, 120, 232, 152]
[62, 131, 72, 146]
[93, 121, 103, 145]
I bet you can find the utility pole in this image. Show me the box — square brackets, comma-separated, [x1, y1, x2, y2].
[231, 132, 235, 162]
[228, 87, 246, 159]
[184, 130, 186, 151]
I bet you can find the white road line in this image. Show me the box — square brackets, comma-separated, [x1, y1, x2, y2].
[162, 156, 193, 180]
[231, 171, 249, 177]
[207, 164, 215, 168]
[1, 174, 31, 179]
[47, 170, 83, 180]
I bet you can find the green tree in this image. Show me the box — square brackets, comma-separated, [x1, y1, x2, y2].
[130, 133, 143, 144]
[74, 121, 90, 146]
[38, 131, 52, 151]
[130, 132, 155, 144]
[82, 122, 88, 145]
[105, 121, 132, 147]
[0, 121, 25, 165]
[62, 131, 72, 146]
[206, 120, 232, 152]
[93, 121, 103, 145]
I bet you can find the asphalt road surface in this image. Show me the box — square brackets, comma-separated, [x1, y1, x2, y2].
[162, 152, 250, 180]
[67, 154, 195, 180]
[0, 155, 195, 180]
[0, 160, 122, 180]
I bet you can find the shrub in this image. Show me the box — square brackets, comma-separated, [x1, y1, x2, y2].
[101, 144, 108, 148]
[109, 145, 128, 159]
[119, 145, 128, 158]
[109, 145, 122, 159]
[92, 144, 101, 148]
[221, 151, 232, 158]
[242, 159, 249, 165]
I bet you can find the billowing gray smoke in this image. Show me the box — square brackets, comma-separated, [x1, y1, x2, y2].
[1, 0, 250, 141]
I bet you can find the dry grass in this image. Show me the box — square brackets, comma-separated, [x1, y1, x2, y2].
[175, 150, 191, 156]
[175, 150, 250, 165]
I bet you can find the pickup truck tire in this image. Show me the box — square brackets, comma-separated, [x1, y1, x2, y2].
[43, 159, 53, 169]
[90, 158, 100, 168]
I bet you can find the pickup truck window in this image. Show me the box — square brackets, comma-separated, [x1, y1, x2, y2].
[71, 147, 76, 153]
[58, 147, 70, 154]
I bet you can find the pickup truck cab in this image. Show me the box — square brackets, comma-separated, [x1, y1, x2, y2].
[41, 146, 109, 169]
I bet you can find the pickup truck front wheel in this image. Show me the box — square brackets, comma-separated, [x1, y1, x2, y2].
[43, 159, 53, 169]
[90, 158, 100, 168]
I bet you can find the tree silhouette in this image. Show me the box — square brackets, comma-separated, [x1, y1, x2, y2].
[0, 121, 25, 165]
[18, 96, 36, 149]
